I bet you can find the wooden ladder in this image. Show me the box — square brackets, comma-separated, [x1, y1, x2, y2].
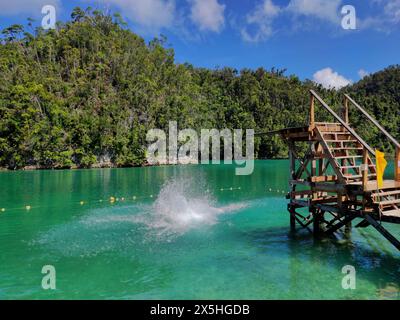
[310, 90, 400, 220]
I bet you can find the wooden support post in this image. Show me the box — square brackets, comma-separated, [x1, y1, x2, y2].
[288, 141, 297, 232]
[325, 215, 356, 236]
[365, 215, 400, 251]
[318, 158, 324, 176]
[345, 221, 352, 237]
[290, 207, 296, 232]
[313, 209, 321, 236]
[362, 148, 369, 191]
[310, 94, 315, 129]
[311, 158, 318, 199]
[343, 96, 349, 124]
[341, 159, 347, 176]
[395, 147, 400, 182]
[289, 141, 296, 182]
[337, 191, 343, 210]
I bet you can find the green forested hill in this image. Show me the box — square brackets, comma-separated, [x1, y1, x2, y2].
[343, 66, 400, 154]
[0, 8, 398, 169]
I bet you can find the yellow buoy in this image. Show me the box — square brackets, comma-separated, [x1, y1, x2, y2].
[26, 205, 31, 211]
[132, 196, 136, 200]
[109, 197, 116, 203]
[80, 201, 85, 206]
[1, 208, 5, 212]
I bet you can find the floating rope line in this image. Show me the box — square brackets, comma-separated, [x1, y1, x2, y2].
[0, 185, 289, 213]
[219, 187, 241, 192]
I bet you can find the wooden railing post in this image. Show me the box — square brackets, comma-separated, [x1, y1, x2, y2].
[396, 147, 400, 182]
[343, 96, 349, 124]
[310, 94, 315, 128]
[362, 148, 369, 191]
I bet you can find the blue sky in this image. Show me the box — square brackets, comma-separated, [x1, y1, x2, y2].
[0, 0, 399, 89]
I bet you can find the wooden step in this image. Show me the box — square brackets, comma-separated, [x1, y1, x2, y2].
[377, 199, 400, 206]
[372, 190, 400, 198]
[340, 165, 375, 170]
[381, 209, 400, 217]
[325, 139, 358, 143]
[322, 130, 350, 134]
[344, 174, 377, 179]
[335, 155, 363, 160]
[331, 147, 363, 151]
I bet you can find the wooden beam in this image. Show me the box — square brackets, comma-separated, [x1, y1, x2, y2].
[310, 175, 337, 183]
[310, 93, 315, 128]
[362, 148, 369, 191]
[289, 206, 296, 232]
[325, 214, 357, 236]
[290, 180, 311, 186]
[396, 147, 400, 182]
[313, 209, 321, 236]
[364, 214, 400, 251]
[313, 182, 345, 193]
[343, 96, 349, 124]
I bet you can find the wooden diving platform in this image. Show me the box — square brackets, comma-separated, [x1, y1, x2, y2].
[271, 90, 400, 251]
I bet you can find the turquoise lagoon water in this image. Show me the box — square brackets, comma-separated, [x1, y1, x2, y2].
[0, 160, 399, 300]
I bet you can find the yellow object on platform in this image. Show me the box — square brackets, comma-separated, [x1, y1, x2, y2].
[376, 149, 387, 189]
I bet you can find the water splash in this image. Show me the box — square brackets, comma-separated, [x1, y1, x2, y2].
[138, 178, 246, 238]
[33, 178, 247, 256]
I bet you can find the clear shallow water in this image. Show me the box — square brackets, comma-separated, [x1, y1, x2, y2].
[0, 160, 399, 300]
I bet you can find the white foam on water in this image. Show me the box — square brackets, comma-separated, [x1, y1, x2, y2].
[33, 178, 247, 255]
[138, 178, 247, 237]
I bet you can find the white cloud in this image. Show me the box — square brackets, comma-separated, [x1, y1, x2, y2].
[358, 0, 400, 32]
[313, 68, 352, 90]
[384, 0, 400, 23]
[241, 0, 281, 42]
[190, 0, 226, 32]
[241, 0, 343, 43]
[0, 0, 60, 16]
[287, 0, 342, 23]
[358, 69, 369, 79]
[85, 0, 176, 31]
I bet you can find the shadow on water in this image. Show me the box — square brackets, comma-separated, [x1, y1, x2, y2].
[234, 224, 400, 299]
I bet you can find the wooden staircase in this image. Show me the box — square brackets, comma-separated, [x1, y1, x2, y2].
[315, 121, 400, 220]
[316, 123, 377, 183]
[278, 90, 400, 251]
[372, 189, 400, 218]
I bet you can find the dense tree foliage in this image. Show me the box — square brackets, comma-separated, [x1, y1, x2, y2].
[344, 66, 400, 154]
[0, 8, 398, 169]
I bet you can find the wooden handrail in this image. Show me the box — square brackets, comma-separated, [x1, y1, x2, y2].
[344, 94, 400, 149]
[342, 96, 349, 124]
[309, 90, 375, 156]
[362, 149, 369, 191]
[344, 94, 400, 183]
[396, 147, 400, 182]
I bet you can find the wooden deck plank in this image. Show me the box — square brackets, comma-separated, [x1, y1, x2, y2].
[350, 180, 400, 191]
